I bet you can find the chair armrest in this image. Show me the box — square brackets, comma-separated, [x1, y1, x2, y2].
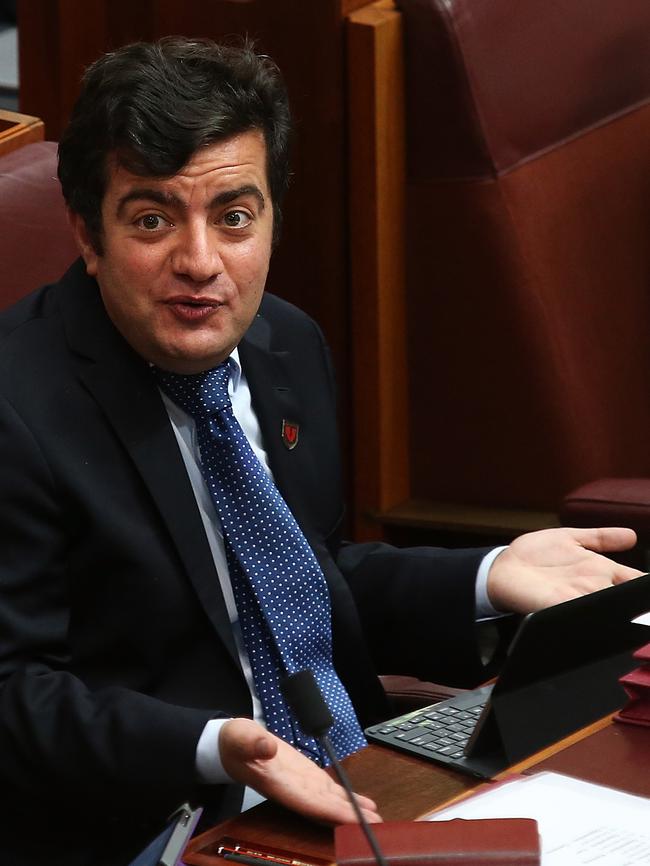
[379, 674, 464, 715]
[561, 478, 650, 536]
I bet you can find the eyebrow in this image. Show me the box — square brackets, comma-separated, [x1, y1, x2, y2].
[115, 184, 266, 219]
[212, 185, 266, 210]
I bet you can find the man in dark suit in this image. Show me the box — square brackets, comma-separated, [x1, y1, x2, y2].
[0, 37, 640, 866]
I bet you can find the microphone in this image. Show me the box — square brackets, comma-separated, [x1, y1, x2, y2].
[281, 670, 388, 866]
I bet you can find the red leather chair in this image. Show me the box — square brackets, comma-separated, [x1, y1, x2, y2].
[0, 140, 77, 310]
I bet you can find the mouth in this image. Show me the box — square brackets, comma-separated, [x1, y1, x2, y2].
[164, 296, 225, 321]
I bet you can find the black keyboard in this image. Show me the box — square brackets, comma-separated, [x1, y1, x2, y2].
[366, 688, 491, 767]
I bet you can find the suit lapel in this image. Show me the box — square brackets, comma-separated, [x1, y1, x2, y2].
[238, 313, 314, 534]
[59, 265, 239, 664]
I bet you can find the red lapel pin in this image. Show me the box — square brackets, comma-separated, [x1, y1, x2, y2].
[282, 419, 299, 450]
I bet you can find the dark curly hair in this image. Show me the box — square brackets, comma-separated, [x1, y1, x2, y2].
[58, 37, 292, 251]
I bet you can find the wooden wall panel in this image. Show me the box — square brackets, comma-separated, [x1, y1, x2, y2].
[347, 1, 408, 538]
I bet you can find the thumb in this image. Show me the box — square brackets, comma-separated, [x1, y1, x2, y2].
[248, 730, 277, 761]
[224, 718, 278, 762]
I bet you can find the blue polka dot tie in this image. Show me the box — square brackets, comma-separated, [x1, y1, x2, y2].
[154, 361, 366, 763]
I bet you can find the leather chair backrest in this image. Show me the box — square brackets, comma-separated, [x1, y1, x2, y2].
[0, 141, 78, 310]
[397, 0, 650, 510]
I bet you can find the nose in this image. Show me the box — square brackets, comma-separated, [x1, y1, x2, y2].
[171, 223, 223, 283]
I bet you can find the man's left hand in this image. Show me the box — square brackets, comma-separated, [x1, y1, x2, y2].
[486, 527, 643, 614]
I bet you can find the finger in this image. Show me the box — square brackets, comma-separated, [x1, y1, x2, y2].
[566, 527, 637, 552]
[338, 798, 383, 825]
[353, 792, 380, 814]
[303, 780, 381, 826]
[361, 807, 383, 824]
[293, 784, 378, 828]
[574, 550, 644, 582]
[573, 546, 644, 583]
[612, 565, 646, 584]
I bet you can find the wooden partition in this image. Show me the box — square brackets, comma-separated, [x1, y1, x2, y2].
[0, 108, 43, 156]
[346, 2, 552, 545]
[346, 0, 650, 548]
[347, 1, 409, 539]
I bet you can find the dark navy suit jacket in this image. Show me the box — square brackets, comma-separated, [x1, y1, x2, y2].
[0, 260, 489, 865]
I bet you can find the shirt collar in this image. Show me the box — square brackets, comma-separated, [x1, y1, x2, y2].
[228, 347, 242, 392]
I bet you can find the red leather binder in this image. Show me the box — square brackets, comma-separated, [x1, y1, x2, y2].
[615, 643, 650, 727]
[335, 818, 540, 866]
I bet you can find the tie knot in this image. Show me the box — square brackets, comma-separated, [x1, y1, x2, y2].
[153, 361, 232, 419]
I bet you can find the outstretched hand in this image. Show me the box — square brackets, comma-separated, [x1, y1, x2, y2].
[219, 718, 381, 825]
[487, 527, 643, 615]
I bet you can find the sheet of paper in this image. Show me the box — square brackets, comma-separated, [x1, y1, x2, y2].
[427, 772, 650, 865]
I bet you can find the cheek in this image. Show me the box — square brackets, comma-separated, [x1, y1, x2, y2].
[120, 242, 167, 278]
[231, 241, 271, 289]
[98, 250, 160, 317]
[109, 250, 168, 311]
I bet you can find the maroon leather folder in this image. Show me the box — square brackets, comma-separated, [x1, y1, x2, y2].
[615, 643, 650, 727]
[335, 818, 540, 866]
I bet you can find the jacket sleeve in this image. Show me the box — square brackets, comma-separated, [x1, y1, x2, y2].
[0, 393, 218, 818]
[337, 540, 499, 687]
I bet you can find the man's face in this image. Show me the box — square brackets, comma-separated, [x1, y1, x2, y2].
[71, 130, 274, 373]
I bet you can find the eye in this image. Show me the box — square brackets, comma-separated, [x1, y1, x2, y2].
[223, 209, 252, 229]
[136, 214, 171, 231]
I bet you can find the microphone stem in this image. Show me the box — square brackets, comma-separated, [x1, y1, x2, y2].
[321, 734, 389, 866]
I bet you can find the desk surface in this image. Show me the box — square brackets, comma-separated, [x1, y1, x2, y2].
[184, 715, 650, 865]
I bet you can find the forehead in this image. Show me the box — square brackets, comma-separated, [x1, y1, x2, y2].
[103, 130, 270, 208]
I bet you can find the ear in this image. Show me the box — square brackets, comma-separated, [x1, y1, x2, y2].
[67, 209, 100, 277]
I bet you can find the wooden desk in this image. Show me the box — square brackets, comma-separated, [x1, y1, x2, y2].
[0, 109, 44, 157]
[184, 715, 650, 865]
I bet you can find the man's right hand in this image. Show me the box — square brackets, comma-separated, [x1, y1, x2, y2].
[219, 718, 382, 825]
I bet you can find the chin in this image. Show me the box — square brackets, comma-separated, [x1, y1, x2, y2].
[155, 337, 231, 374]
[167, 350, 229, 375]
